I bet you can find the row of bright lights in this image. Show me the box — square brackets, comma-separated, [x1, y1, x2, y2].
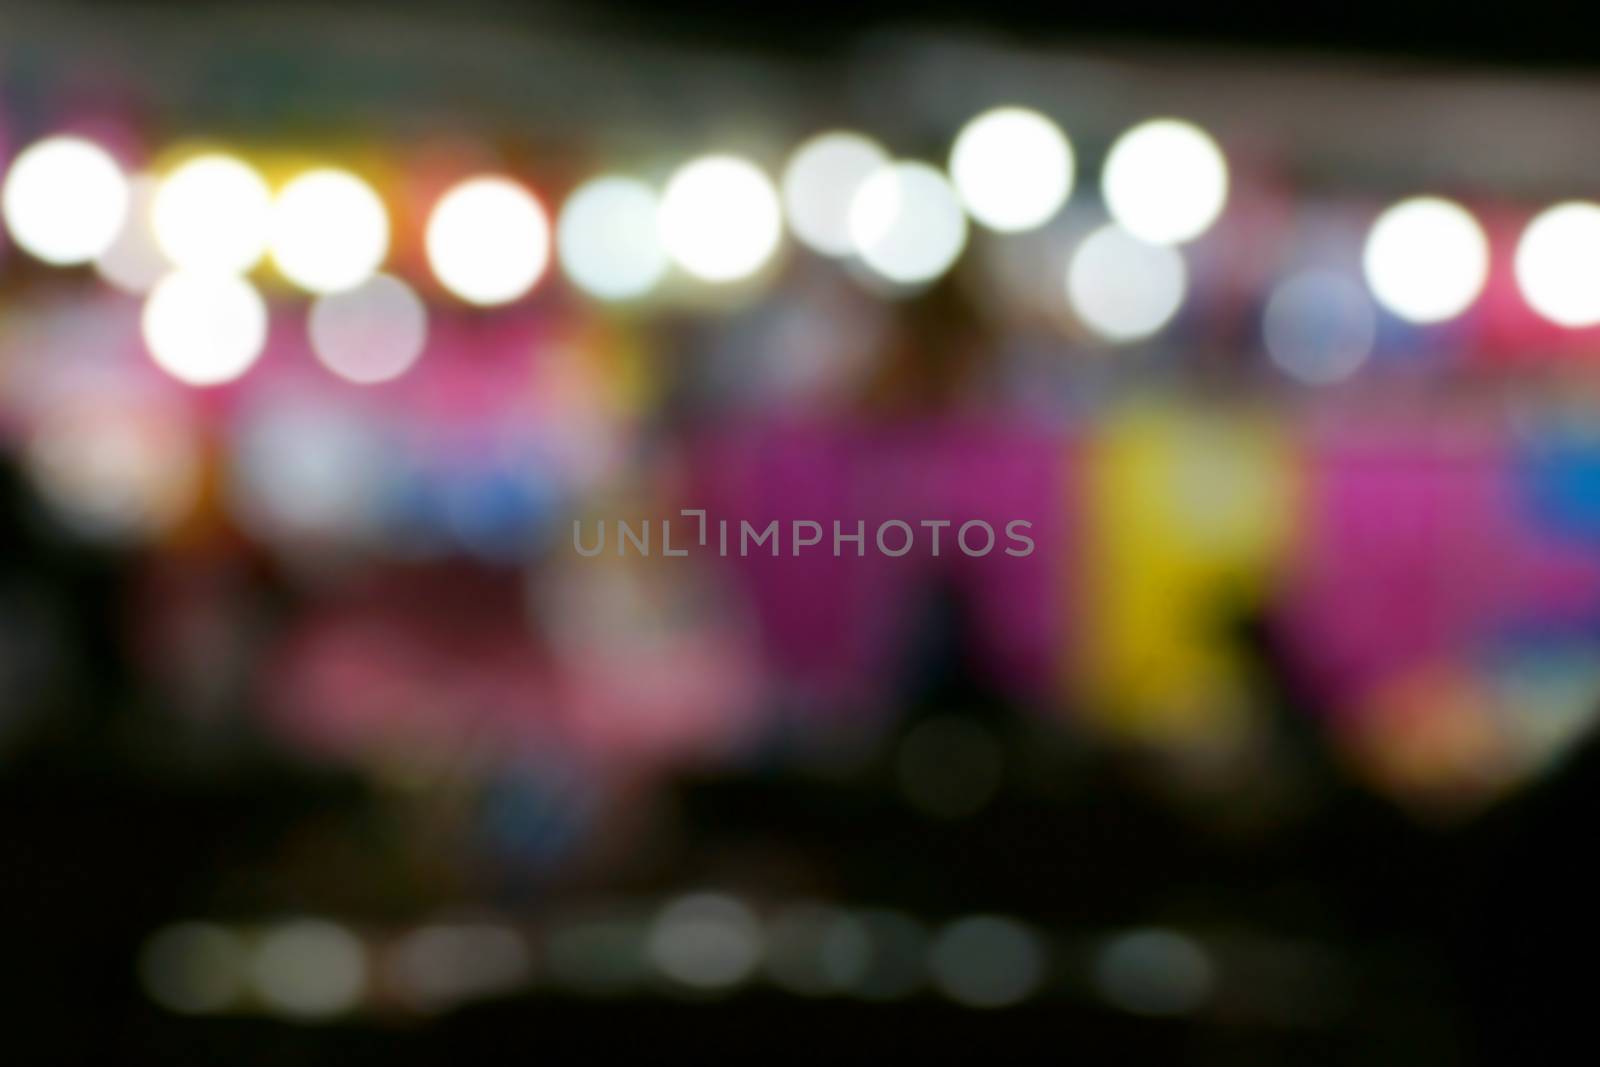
[0, 113, 1220, 295]
[7, 117, 1600, 390]
[0, 115, 1224, 388]
[1363, 195, 1600, 328]
[141, 905, 1215, 1017]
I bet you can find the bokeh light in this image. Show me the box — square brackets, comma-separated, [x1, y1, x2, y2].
[388, 923, 530, 1011]
[948, 107, 1073, 233]
[544, 913, 652, 995]
[138, 923, 248, 1015]
[1263, 270, 1377, 384]
[848, 161, 968, 286]
[764, 904, 865, 997]
[94, 175, 169, 293]
[229, 400, 388, 540]
[844, 911, 927, 1001]
[556, 175, 669, 300]
[308, 273, 428, 384]
[896, 715, 1003, 818]
[1515, 201, 1600, 327]
[26, 399, 200, 543]
[782, 131, 890, 256]
[26, 401, 200, 541]
[1093, 928, 1214, 1017]
[929, 916, 1045, 1008]
[270, 168, 390, 294]
[249, 919, 366, 1019]
[1101, 119, 1228, 245]
[151, 153, 272, 274]
[658, 155, 783, 283]
[1067, 223, 1187, 341]
[426, 175, 550, 305]
[648, 894, 763, 991]
[1362, 197, 1488, 324]
[1, 135, 129, 265]
[142, 270, 268, 385]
